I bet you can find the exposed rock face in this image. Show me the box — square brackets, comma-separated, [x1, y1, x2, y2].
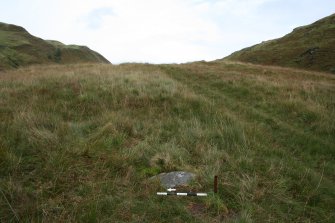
[153, 171, 195, 188]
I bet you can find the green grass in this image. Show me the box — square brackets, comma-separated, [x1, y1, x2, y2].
[0, 30, 31, 47]
[0, 62, 334, 222]
[224, 13, 335, 73]
[0, 22, 110, 70]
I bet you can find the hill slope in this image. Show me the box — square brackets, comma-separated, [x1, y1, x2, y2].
[224, 14, 335, 73]
[0, 22, 110, 70]
[1, 62, 334, 222]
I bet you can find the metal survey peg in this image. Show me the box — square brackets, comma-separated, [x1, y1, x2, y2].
[214, 175, 218, 194]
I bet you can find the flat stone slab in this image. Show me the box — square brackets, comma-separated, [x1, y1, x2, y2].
[153, 171, 195, 188]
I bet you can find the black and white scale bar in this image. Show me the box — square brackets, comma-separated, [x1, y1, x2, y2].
[157, 192, 207, 196]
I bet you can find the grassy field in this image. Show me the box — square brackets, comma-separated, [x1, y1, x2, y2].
[0, 62, 334, 222]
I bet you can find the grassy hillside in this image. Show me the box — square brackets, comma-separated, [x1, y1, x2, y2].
[224, 14, 335, 73]
[0, 62, 334, 222]
[0, 22, 110, 70]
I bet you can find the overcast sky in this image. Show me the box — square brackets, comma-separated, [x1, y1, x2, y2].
[1, 0, 334, 64]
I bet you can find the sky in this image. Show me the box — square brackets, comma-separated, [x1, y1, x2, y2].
[1, 0, 334, 64]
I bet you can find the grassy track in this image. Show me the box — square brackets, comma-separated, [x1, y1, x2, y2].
[1, 62, 334, 222]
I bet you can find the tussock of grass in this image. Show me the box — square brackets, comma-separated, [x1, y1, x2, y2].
[1, 62, 334, 222]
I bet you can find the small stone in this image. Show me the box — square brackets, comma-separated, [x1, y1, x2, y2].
[152, 171, 195, 188]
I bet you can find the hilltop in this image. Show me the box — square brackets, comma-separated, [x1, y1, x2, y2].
[1, 62, 334, 222]
[224, 14, 335, 73]
[0, 22, 110, 70]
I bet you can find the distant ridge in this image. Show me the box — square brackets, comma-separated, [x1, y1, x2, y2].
[223, 14, 335, 73]
[0, 22, 110, 70]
